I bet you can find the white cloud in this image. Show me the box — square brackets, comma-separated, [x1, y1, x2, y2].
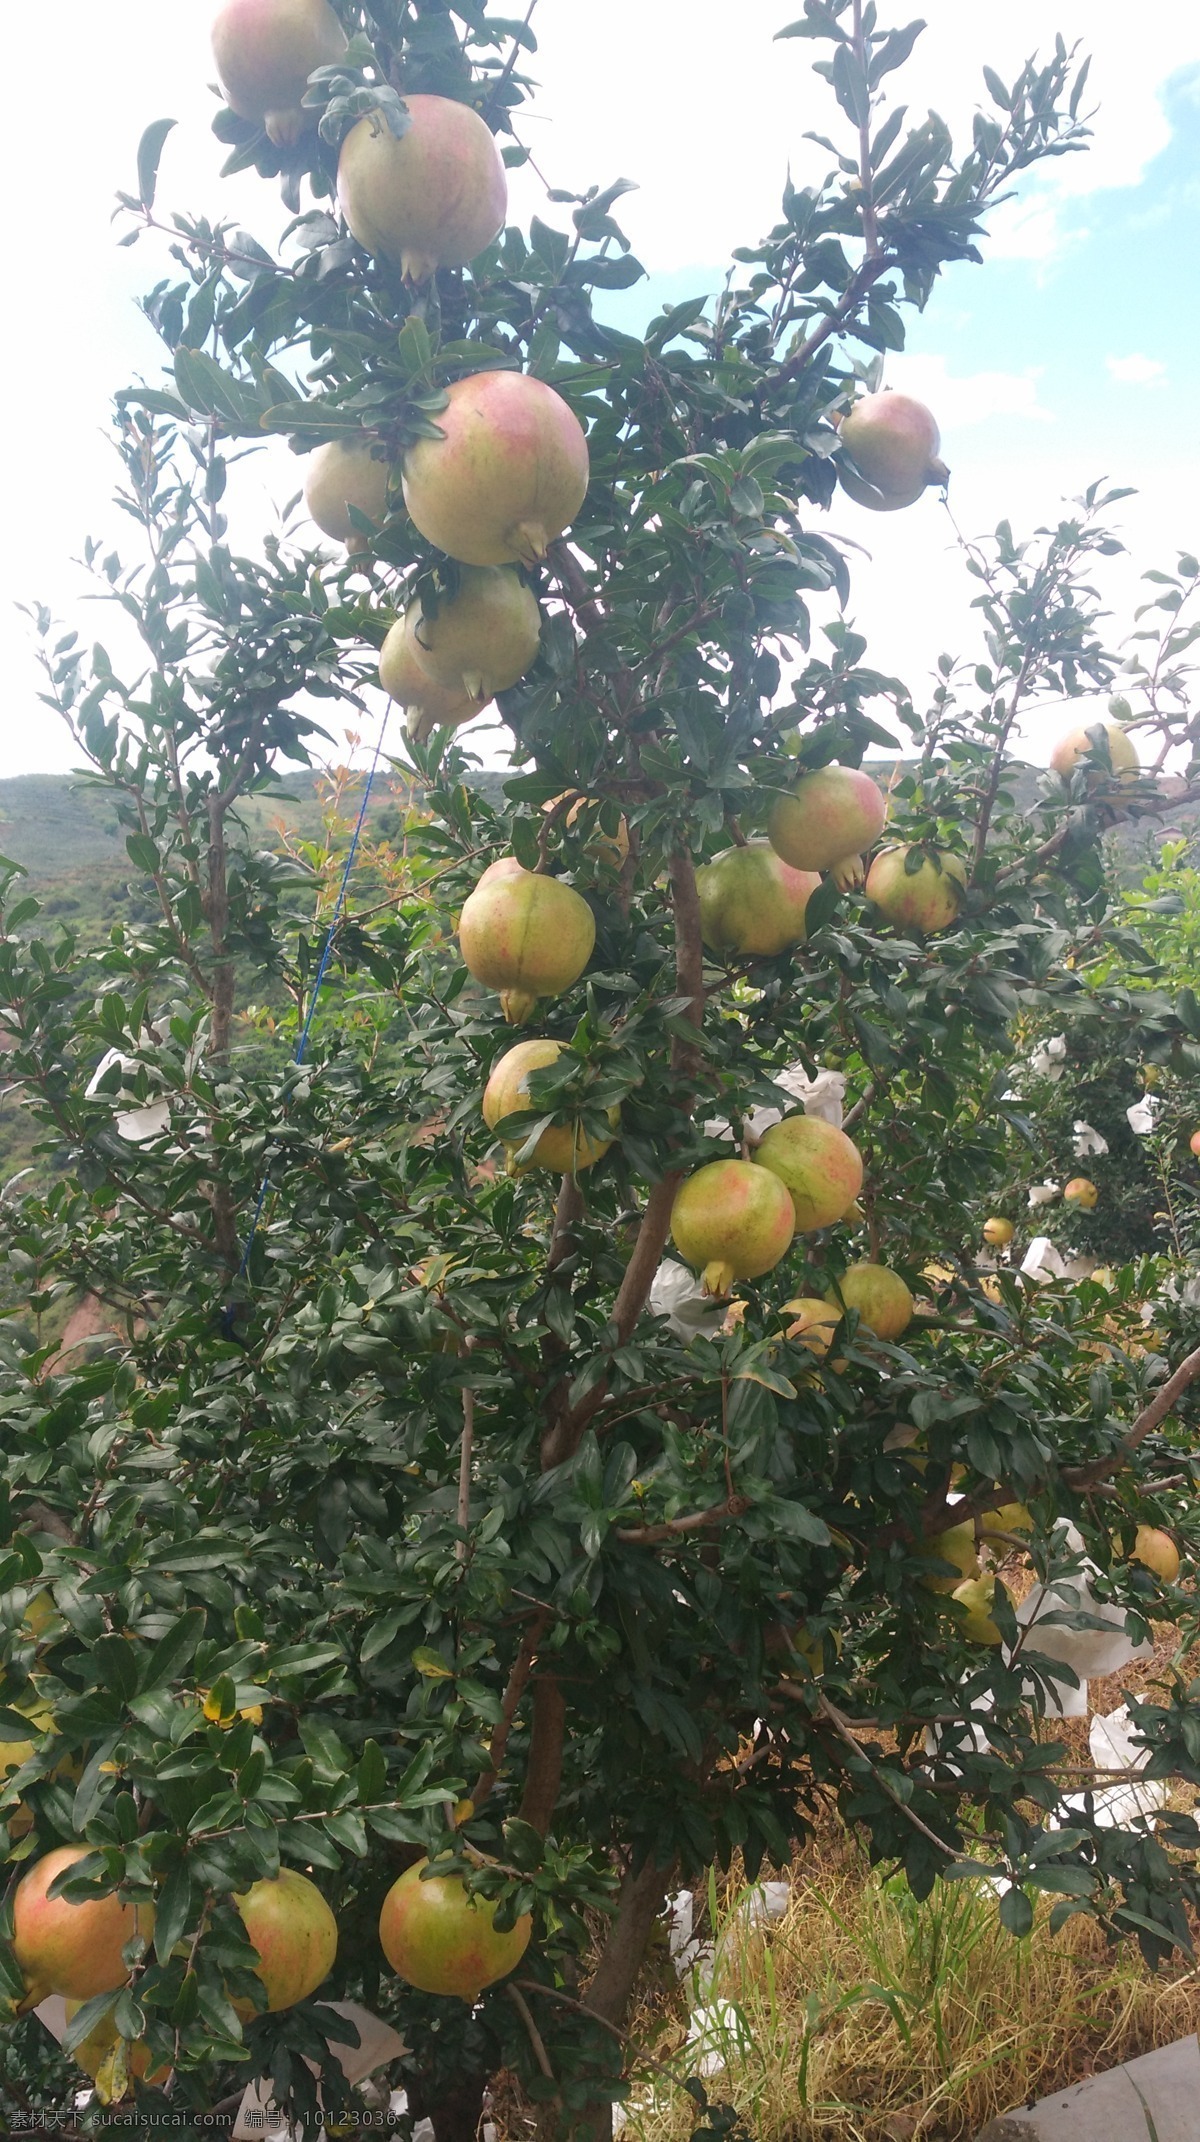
[1106, 354, 1168, 386]
[880, 354, 1051, 432]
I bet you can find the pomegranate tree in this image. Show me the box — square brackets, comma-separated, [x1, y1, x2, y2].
[10, 8, 1200, 2142]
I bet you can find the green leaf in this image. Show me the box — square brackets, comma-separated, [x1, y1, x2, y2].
[154, 1861, 195, 1964]
[999, 1886, 1033, 1937]
[412, 1647, 455, 1680]
[137, 118, 176, 211]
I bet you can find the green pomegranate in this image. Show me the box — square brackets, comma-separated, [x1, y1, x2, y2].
[865, 845, 966, 935]
[304, 439, 395, 552]
[12, 1846, 155, 2006]
[951, 1573, 1006, 1644]
[836, 391, 948, 510]
[405, 566, 541, 704]
[916, 1521, 981, 1595]
[211, 0, 348, 147]
[826, 1262, 914, 1340]
[670, 1159, 796, 1298]
[696, 842, 820, 956]
[379, 1859, 531, 2002]
[482, 1040, 617, 1174]
[379, 618, 479, 743]
[459, 863, 595, 1025]
[755, 1115, 864, 1232]
[235, 1870, 338, 2012]
[338, 96, 508, 283]
[766, 765, 886, 873]
[402, 370, 590, 569]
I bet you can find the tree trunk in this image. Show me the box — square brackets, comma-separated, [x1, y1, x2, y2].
[554, 1855, 676, 2142]
[406, 2065, 489, 2142]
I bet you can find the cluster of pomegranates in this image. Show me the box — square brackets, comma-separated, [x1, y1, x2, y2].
[8, 1836, 529, 2083]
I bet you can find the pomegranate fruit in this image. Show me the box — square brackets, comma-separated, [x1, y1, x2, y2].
[836, 391, 948, 510]
[65, 2002, 171, 2093]
[483, 1040, 617, 1174]
[951, 1573, 1005, 1645]
[781, 1297, 840, 1358]
[827, 1262, 914, 1340]
[865, 845, 966, 935]
[12, 1846, 154, 2004]
[696, 842, 820, 957]
[379, 1858, 531, 2001]
[755, 1115, 863, 1232]
[982, 1216, 1014, 1247]
[1049, 717, 1139, 782]
[916, 1520, 980, 1594]
[211, 0, 348, 147]
[379, 618, 479, 742]
[1063, 1176, 1098, 1210]
[670, 1159, 796, 1298]
[304, 439, 396, 552]
[338, 96, 507, 283]
[405, 566, 541, 703]
[459, 863, 595, 1024]
[1128, 1525, 1180, 1583]
[766, 766, 886, 874]
[402, 370, 589, 569]
[234, 1869, 337, 2011]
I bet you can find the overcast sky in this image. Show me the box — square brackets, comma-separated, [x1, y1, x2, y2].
[2, 1, 1198, 780]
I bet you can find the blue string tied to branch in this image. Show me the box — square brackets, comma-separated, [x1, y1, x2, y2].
[221, 713, 390, 1338]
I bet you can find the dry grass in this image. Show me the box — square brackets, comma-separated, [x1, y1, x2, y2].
[615, 1818, 1200, 2142]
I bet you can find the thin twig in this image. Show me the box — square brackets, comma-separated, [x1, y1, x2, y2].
[456, 1388, 474, 1562]
[507, 1982, 559, 2091]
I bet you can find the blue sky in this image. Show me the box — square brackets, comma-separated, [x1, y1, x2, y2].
[1, 2, 1197, 777]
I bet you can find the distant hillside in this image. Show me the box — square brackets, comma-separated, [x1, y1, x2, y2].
[0, 757, 1189, 897]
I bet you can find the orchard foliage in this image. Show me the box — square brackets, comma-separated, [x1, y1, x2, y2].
[3, 2, 1200, 2136]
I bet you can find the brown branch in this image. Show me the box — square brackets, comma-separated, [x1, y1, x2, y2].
[540, 846, 706, 1469]
[1062, 1342, 1200, 1492]
[507, 1982, 558, 2094]
[764, 254, 898, 396]
[616, 1494, 749, 1547]
[809, 1689, 961, 1862]
[471, 1608, 552, 1813]
[546, 1173, 585, 1276]
[548, 538, 608, 639]
[518, 1675, 565, 1837]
